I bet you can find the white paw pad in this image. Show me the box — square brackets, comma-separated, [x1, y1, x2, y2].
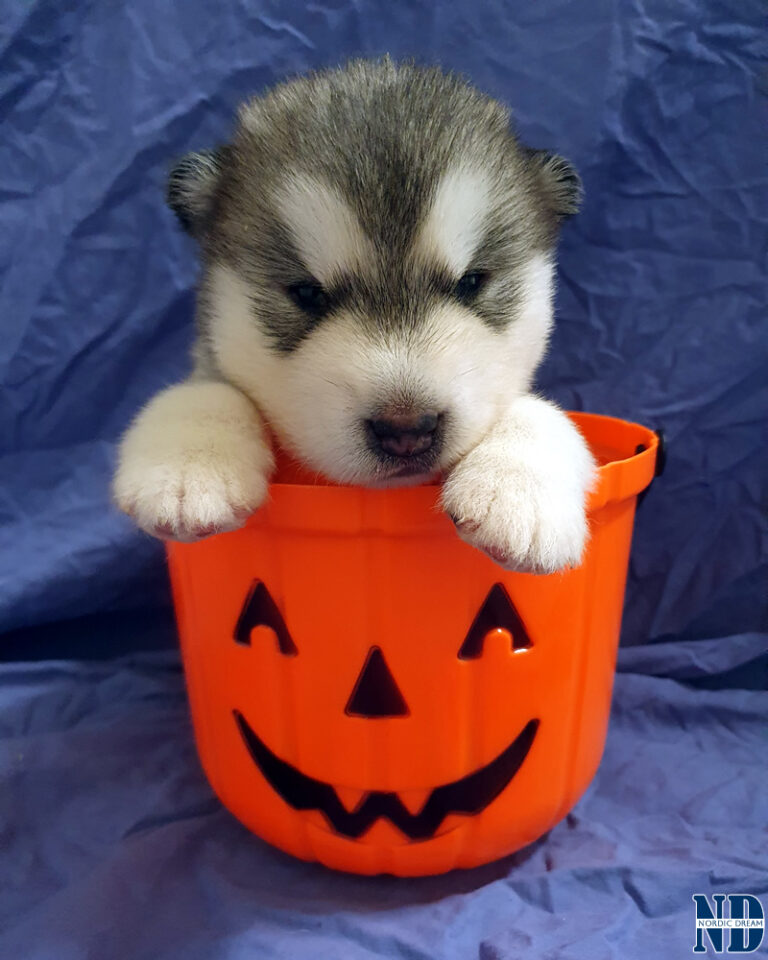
[114, 382, 272, 542]
[442, 452, 590, 574]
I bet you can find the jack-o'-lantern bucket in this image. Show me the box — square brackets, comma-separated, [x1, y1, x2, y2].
[167, 412, 661, 876]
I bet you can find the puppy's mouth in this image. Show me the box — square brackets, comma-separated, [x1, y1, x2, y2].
[364, 422, 445, 485]
[372, 462, 441, 487]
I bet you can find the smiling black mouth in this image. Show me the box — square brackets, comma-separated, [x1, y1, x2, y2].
[233, 711, 539, 841]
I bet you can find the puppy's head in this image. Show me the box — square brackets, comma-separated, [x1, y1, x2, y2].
[169, 60, 581, 485]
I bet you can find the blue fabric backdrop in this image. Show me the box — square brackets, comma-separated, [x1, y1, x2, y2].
[1, 1, 765, 958]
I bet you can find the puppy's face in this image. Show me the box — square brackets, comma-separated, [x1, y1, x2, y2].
[171, 62, 580, 484]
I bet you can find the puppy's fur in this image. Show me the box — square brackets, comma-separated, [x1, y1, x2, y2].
[114, 60, 595, 572]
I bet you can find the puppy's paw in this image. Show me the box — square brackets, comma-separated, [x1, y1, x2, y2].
[442, 441, 590, 574]
[113, 382, 273, 542]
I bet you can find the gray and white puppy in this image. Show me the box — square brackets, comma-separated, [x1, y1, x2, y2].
[114, 59, 595, 572]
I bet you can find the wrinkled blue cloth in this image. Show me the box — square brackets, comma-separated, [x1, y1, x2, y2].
[1, 650, 766, 959]
[1, 0, 765, 646]
[1, 0, 766, 956]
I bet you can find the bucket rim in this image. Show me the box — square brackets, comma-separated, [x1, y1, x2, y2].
[266, 411, 660, 511]
[566, 412, 659, 511]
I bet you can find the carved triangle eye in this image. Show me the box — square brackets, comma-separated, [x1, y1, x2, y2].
[234, 581, 297, 655]
[458, 583, 532, 659]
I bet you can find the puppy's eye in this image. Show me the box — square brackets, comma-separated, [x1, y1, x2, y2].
[454, 271, 488, 303]
[288, 281, 330, 317]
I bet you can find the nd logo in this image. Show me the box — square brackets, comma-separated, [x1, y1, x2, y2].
[693, 894, 765, 954]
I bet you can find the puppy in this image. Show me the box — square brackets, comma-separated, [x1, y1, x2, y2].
[114, 59, 595, 573]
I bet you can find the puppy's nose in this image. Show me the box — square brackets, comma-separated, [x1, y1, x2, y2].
[367, 411, 441, 458]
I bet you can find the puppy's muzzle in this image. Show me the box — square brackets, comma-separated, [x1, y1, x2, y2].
[366, 410, 443, 460]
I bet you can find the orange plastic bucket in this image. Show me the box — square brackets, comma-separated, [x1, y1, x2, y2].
[167, 412, 659, 876]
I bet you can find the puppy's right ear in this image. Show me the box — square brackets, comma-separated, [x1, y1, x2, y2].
[166, 148, 227, 236]
[525, 149, 582, 221]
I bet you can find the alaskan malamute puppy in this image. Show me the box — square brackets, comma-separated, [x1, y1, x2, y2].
[114, 59, 595, 573]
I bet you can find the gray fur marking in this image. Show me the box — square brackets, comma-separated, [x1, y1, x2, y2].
[169, 59, 580, 353]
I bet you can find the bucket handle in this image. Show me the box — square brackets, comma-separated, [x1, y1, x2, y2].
[636, 428, 666, 505]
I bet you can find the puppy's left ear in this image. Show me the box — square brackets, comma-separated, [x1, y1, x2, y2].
[526, 149, 582, 220]
[166, 148, 228, 237]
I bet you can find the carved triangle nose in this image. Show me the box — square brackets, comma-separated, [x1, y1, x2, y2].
[345, 646, 409, 718]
